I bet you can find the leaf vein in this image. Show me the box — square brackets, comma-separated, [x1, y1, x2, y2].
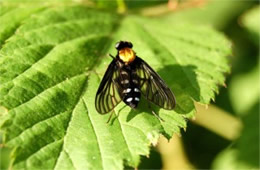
[117, 113, 134, 161]
[19, 18, 104, 36]
[0, 47, 53, 88]
[7, 110, 71, 143]
[63, 149, 77, 170]
[9, 73, 85, 111]
[82, 98, 104, 170]
[0, 7, 46, 50]
[53, 76, 88, 170]
[25, 139, 63, 163]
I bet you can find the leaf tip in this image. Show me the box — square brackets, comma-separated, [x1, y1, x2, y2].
[147, 131, 160, 147]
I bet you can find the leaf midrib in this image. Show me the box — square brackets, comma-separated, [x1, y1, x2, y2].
[81, 98, 104, 170]
[53, 14, 125, 170]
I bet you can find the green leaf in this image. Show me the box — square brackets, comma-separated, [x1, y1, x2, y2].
[241, 5, 260, 44]
[229, 64, 259, 115]
[0, 6, 45, 48]
[237, 103, 259, 167]
[212, 149, 254, 170]
[212, 102, 259, 169]
[0, 3, 231, 170]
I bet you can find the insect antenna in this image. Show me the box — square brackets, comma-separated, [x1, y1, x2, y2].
[109, 54, 115, 59]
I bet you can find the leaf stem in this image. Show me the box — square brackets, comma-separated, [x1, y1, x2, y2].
[139, 0, 207, 17]
[193, 103, 242, 141]
[117, 0, 127, 13]
[158, 135, 194, 169]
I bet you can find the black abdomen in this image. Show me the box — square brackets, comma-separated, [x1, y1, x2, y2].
[118, 67, 141, 108]
[122, 85, 141, 108]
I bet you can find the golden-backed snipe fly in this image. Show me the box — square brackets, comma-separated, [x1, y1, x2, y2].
[95, 41, 176, 122]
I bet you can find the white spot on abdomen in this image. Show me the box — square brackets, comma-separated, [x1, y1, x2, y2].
[134, 88, 140, 92]
[123, 88, 131, 93]
[126, 97, 133, 102]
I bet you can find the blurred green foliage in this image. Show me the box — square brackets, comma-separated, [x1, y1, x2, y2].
[0, 134, 11, 170]
[213, 103, 259, 169]
[241, 6, 260, 45]
[178, 1, 259, 169]
[160, 1, 253, 30]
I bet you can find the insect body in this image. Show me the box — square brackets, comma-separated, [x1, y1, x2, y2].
[95, 41, 176, 120]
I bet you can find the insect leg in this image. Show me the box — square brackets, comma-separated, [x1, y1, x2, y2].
[148, 104, 165, 122]
[106, 111, 114, 124]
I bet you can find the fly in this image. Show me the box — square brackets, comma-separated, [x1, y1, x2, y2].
[95, 41, 176, 123]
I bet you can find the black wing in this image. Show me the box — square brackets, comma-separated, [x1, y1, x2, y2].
[95, 59, 122, 114]
[135, 57, 176, 109]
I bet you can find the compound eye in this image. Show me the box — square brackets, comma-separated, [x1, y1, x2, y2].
[128, 42, 133, 48]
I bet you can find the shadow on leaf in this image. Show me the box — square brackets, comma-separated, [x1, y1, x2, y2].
[125, 64, 199, 122]
[158, 64, 200, 113]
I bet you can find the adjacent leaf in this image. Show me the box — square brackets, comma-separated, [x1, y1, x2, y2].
[229, 65, 259, 115]
[93, 0, 167, 11]
[160, 0, 253, 29]
[212, 102, 259, 169]
[0, 144, 11, 170]
[229, 5, 260, 115]
[241, 5, 260, 44]
[0, 3, 231, 170]
[237, 103, 259, 167]
[212, 149, 253, 170]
